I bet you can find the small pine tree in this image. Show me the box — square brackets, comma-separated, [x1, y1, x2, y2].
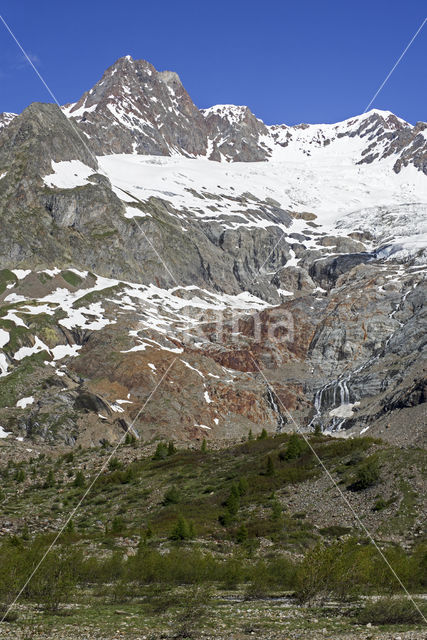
[201, 438, 207, 453]
[124, 432, 137, 446]
[170, 515, 193, 541]
[314, 423, 322, 436]
[265, 455, 275, 477]
[108, 457, 121, 471]
[237, 477, 249, 496]
[66, 519, 75, 534]
[153, 442, 168, 460]
[248, 429, 254, 441]
[111, 515, 125, 534]
[282, 433, 308, 460]
[271, 498, 282, 521]
[21, 524, 30, 540]
[167, 441, 176, 456]
[15, 469, 25, 483]
[236, 524, 249, 544]
[258, 428, 268, 440]
[226, 485, 240, 516]
[44, 468, 55, 488]
[73, 470, 85, 488]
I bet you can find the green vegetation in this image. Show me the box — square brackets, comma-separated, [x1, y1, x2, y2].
[348, 455, 381, 491]
[357, 596, 426, 625]
[61, 270, 83, 287]
[0, 433, 425, 638]
[294, 539, 426, 604]
[0, 269, 18, 295]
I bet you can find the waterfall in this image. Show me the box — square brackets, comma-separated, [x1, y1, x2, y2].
[265, 386, 286, 433]
[310, 376, 353, 433]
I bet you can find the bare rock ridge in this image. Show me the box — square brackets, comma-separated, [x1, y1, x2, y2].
[0, 55, 426, 449]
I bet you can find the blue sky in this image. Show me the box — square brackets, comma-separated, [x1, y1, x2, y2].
[0, 1, 426, 125]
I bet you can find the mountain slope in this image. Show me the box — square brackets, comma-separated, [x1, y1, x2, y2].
[0, 56, 426, 449]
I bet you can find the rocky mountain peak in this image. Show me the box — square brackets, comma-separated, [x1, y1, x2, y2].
[62, 56, 207, 157]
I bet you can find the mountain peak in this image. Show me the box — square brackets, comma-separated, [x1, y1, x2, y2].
[55, 57, 427, 171]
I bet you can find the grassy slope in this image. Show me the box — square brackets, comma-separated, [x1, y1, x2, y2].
[1, 433, 424, 548]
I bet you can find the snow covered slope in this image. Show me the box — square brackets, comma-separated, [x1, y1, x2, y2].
[96, 150, 427, 260]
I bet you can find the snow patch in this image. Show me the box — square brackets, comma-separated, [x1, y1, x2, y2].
[16, 396, 34, 409]
[43, 160, 95, 189]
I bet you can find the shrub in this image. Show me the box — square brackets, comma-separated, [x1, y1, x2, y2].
[294, 538, 422, 604]
[25, 545, 80, 612]
[357, 596, 425, 625]
[220, 558, 244, 589]
[319, 525, 351, 538]
[373, 497, 387, 511]
[349, 457, 380, 491]
[174, 584, 213, 639]
[295, 539, 373, 604]
[163, 486, 181, 505]
[245, 561, 270, 599]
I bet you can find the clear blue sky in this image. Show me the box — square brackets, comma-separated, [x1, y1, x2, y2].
[0, 1, 426, 125]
